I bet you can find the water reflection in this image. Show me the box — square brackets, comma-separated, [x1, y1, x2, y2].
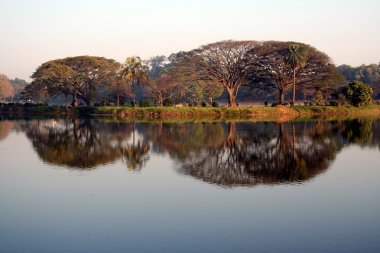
[0, 120, 14, 141]
[5, 118, 380, 186]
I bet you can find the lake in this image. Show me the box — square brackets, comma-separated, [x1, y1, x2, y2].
[0, 118, 379, 253]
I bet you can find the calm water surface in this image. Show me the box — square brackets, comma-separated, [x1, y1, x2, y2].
[0, 118, 379, 253]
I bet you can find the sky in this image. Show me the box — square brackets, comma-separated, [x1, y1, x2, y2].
[0, 0, 379, 81]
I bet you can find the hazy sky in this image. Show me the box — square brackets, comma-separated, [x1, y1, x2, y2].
[0, 0, 379, 80]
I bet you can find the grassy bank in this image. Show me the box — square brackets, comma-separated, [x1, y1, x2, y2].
[1, 103, 380, 121]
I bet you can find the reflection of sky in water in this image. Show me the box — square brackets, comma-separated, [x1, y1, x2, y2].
[0, 121, 379, 253]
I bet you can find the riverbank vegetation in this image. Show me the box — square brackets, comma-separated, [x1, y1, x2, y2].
[2, 102, 380, 121]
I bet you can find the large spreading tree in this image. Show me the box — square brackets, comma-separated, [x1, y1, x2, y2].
[170, 40, 258, 107]
[246, 41, 337, 104]
[30, 56, 120, 107]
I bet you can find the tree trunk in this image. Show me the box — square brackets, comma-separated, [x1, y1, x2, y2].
[64, 94, 68, 110]
[72, 92, 78, 107]
[116, 94, 120, 106]
[292, 69, 296, 105]
[279, 89, 285, 104]
[292, 123, 297, 161]
[227, 88, 237, 107]
[225, 121, 237, 146]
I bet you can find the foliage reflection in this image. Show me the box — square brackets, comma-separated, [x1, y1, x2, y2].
[16, 118, 380, 186]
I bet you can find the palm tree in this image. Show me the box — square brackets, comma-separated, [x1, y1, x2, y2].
[120, 57, 149, 106]
[285, 44, 308, 105]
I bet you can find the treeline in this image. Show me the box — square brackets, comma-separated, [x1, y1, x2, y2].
[338, 63, 380, 99]
[4, 40, 379, 107]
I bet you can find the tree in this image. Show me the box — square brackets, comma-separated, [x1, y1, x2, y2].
[284, 43, 308, 104]
[247, 41, 336, 104]
[22, 80, 50, 104]
[120, 57, 149, 106]
[146, 55, 169, 78]
[145, 73, 176, 106]
[342, 81, 373, 106]
[170, 41, 257, 107]
[30, 56, 120, 107]
[0, 74, 15, 100]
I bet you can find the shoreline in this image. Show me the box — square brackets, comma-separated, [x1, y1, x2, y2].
[1, 104, 380, 121]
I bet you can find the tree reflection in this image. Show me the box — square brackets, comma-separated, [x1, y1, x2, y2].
[120, 123, 150, 171]
[173, 120, 375, 187]
[19, 118, 380, 186]
[22, 119, 133, 169]
[0, 120, 14, 141]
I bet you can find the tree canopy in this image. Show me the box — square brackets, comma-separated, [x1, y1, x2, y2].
[169, 40, 257, 107]
[246, 41, 338, 104]
[29, 56, 120, 106]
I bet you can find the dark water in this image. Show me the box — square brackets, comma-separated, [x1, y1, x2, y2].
[0, 118, 379, 253]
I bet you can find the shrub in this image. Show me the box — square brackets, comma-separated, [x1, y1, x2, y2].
[342, 81, 373, 107]
[188, 102, 198, 107]
[139, 100, 153, 107]
[211, 101, 219, 107]
[201, 101, 208, 107]
[163, 98, 174, 107]
[329, 100, 339, 106]
[313, 90, 325, 106]
[338, 94, 347, 106]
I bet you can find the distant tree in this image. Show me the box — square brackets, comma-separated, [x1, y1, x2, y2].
[0, 74, 15, 100]
[342, 81, 373, 106]
[22, 80, 50, 104]
[146, 55, 169, 78]
[108, 79, 134, 106]
[146, 73, 176, 106]
[120, 57, 149, 106]
[8, 78, 28, 98]
[170, 41, 257, 107]
[284, 43, 308, 104]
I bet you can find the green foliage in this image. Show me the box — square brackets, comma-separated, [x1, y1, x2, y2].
[284, 44, 308, 70]
[29, 56, 120, 107]
[343, 81, 373, 106]
[338, 63, 380, 98]
[139, 100, 153, 107]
